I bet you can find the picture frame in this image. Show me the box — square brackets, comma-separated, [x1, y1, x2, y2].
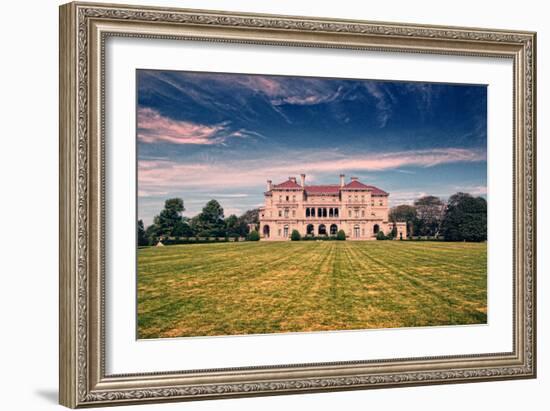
[59, 1, 536, 408]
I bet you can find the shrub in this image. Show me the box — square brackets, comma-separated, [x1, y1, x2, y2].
[336, 230, 346, 241]
[290, 229, 301, 241]
[247, 230, 260, 241]
[376, 231, 387, 240]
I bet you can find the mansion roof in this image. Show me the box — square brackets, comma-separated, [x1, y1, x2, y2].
[270, 176, 388, 196]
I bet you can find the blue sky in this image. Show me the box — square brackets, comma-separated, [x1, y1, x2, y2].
[137, 69, 487, 226]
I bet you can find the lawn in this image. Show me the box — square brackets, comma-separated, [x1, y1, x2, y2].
[137, 241, 487, 338]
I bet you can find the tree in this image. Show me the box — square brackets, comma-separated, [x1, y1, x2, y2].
[239, 208, 260, 225]
[145, 223, 160, 245]
[376, 231, 387, 240]
[290, 229, 301, 241]
[247, 230, 260, 241]
[194, 200, 225, 237]
[389, 205, 416, 237]
[225, 214, 249, 238]
[336, 230, 346, 241]
[137, 220, 148, 246]
[172, 220, 194, 237]
[154, 198, 185, 238]
[388, 224, 398, 239]
[414, 195, 445, 236]
[441, 193, 487, 242]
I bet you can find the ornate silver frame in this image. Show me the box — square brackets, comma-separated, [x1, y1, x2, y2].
[59, 2, 536, 408]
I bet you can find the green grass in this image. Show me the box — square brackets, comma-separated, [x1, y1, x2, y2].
[137, 241, 487, 338]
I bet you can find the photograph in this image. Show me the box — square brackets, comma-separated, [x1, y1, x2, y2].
[136, 70, 488, 339]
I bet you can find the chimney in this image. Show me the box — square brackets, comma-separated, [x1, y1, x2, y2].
[339, 174, 345, 187]
[289, 176, 297, 184]
[300, 173, 306, 187]
[351, 176, 358, 182]
[266, 180, 272, 191]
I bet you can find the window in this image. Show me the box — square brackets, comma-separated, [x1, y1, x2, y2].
[279, 195, 282, 202]
[355, 195, 358, 201]
[292, 210, 296, 217]
[335, 208, 339, 217]
[284, 209, 289, 217]
[348, 210, 352, 217]
[355, 209, 359, 218]
[278, 229, 282, 236]
[362, 228, 365, 236]
[361, 209, 365, 217]
[278, 210, 282, 217]
[379, 201, 383, 206]
[284, 225, 289, 237]
[292, 195, 296, 202]
[286, 195, 289, 201]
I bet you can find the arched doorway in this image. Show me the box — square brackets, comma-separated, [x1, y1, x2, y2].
[330, 224, 338, 236]
[306, 224, 314, 236]
[373, 224, 380, 234]
[318, 224, 327, 236]
[263, 225, 270, 238]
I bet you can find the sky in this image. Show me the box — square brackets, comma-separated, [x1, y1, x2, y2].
[137, 69, 487, 226]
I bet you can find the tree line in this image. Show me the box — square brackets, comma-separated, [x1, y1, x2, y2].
[138, 198, 259, 246]
[389, 192, 487, 242]
[138, 191, 487, 246]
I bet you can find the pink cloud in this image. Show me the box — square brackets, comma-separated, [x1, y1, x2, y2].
[137, 108, 238, 145]
[137, 148, 486, 197]
[275, 148, 485, 174]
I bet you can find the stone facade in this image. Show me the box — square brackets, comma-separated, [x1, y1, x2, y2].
[259, 174, 406, 241]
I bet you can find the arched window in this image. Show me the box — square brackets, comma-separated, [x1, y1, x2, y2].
[334, 208, 339, 217]
[323, 208, 328, 218]
[318, 208, 323, 218]
[306, 208, 310, 217]
[306, 224, 314, 235]
[311, 208, 315, 217]
[330, 224, 338, 235]
[373, 224, 380, 234]
[329, 208, 333, 217]
[318, 224, 327, 236]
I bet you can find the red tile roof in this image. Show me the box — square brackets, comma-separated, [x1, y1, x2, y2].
[343, 180, 369, 189]
[270, 178, 388, 195]
[272, 179, 303, 189]
[365, 185, 388, 196]
[305, 185, 340, 194]
[343, 180, 388, 195]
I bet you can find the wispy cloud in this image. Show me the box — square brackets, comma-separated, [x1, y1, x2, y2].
[363, 83, 392, 127]
[137, 107, 247, 145]
[138, 147, 486, 196]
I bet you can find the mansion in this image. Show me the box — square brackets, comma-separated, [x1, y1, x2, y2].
[259, 174, 406, 241]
